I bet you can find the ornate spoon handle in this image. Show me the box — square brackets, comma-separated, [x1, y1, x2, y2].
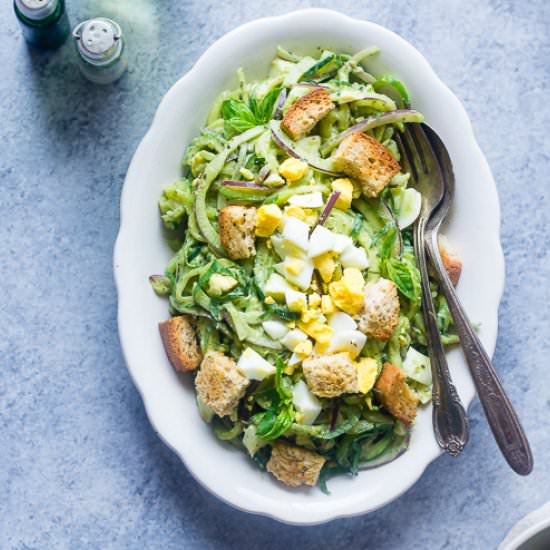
[426, 231, 533, 475]
[414, 217, 469, 455]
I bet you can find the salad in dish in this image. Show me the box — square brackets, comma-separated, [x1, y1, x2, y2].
[150, 45, 462, 491]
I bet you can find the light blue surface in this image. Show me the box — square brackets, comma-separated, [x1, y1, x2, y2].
[1, 1, 549, 548]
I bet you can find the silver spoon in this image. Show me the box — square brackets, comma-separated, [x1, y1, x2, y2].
[422, 124, 533, 475]
[396, 125, 469, 456]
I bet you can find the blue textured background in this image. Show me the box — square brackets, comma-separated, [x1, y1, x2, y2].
[1, 1, 549, 548]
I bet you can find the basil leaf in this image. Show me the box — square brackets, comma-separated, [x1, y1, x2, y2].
[222, 99, 257, 137]
[385, 257, 421, 301]
[373, 224, 397, 260]
[257, 87, 281, 123]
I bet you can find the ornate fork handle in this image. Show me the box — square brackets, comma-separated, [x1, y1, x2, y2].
[414, 217, 469, 455]
[426, 231, 533, 475]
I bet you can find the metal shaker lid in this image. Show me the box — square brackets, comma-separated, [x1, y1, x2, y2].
[15, 0, 58, 20]
[73, 18, 123, 65]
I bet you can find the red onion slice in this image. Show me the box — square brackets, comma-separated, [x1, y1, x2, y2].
[314, 191, 341, 230]
[270, 122, 343, 177]
[273, 88, 288, 120]
[254, 165, 271, 185]
[320, 109, 424, 156]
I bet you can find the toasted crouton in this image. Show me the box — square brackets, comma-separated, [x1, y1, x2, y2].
[375, 362, 419, 425]
[358, 279, 400, 341]
[281, 88, 335, 140]
[267, 441, 326, 487]
[302, 352, 357, 398]
[195, 351, 249, 417]
[219, 205, 257, 260]
[438, 235, 462, 286]
[158, 315, 202, 372]
[333, 133, 400, 197]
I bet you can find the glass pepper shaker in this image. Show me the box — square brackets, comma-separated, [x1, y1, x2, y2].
[13, 0, 70, 50]
[72, 17, 128, 85]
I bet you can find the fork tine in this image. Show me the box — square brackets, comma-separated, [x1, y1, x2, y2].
[406, 124, 440, 176]
[395, 130, 418, 182]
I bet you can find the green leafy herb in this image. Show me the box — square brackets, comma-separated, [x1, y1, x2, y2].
[385, 257, 421, 301]
[222, 88, 281, 138]
[254, 358, 294, 440]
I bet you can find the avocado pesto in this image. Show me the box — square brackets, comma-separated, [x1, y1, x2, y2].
[151, 45, 460, 491]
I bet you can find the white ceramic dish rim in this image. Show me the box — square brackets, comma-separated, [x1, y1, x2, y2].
[114, 8, 505, 525]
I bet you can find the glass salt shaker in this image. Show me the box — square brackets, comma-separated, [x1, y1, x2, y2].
[13, 0, 70, 49]
[72, 17, 127, 85]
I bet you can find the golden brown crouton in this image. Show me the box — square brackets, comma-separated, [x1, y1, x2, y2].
[281, 88, 335, 140]
[333, 133, 400, 197]
[195, 351, 249, 417]
[267, 441, 326, 487]
[158, 315, 202, 372]
[302, 352, 357, 398]
[375, 362, 419, 425]
[358, 279, 400, 341]
[219, 205, 257, 260]
[438, 235, 462, 286]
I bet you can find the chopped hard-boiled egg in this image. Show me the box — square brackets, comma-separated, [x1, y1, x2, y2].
[292, 379, 322, 425]
[284, 257, 305, 276]
[277, 257, 314, 290]
[313, 252, 336, 283]
[328, 312, 357, 331]
[308, 292, 321, 308]
[331, 178, 354, 210]
[340, 244, 369, 270]
[332, 234, 353, 254]
[264, 273, 293, 300]
[279, 158, 309, 182]
[255, 204, 283, 237]
[281, 216, 310, 251]
[356, 358, 378, 393]
[284, 205, 307, 221]
[294, 339, 313, 357]
[308, 225, 335, 258]
[298, 320, 334, 346]
[270, 234, 294, 259]
[328, 330, 366, 359]
[285, 288, 308, 312]
[281, 328, 308, 351]
[262, 320, 289, 340]
[328, 268, 366, 315]
[402, 346, 432, 386]
[392, 187, 422, 229]
[321, 294, 336, 314]
[288, 191, 324, 208]
[236, 347, 276, 380]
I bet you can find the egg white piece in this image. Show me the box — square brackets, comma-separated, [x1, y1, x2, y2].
[237, 348, 277, 380]
[276, 257, 314, 290]
[332, 234, 353, 254]
[308, 225, 335, 258]
[328, 312, 357, 331]
[262, 320, 289, 340]
[281, 328, 308, 351]
[281, 216, 310, 251]
[264, 273, 293, 300]
[288, 191, 324, 208]
[292, 380, 322, 425]
[328, 330, 367, 359]
[284, 288, 308, 312]
[394, 188, 422, 229]
[340, 244, 369, 270]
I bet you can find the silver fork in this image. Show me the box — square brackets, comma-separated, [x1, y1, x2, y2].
[422, 125, 533, 475]
[396, 125, 469, 456]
